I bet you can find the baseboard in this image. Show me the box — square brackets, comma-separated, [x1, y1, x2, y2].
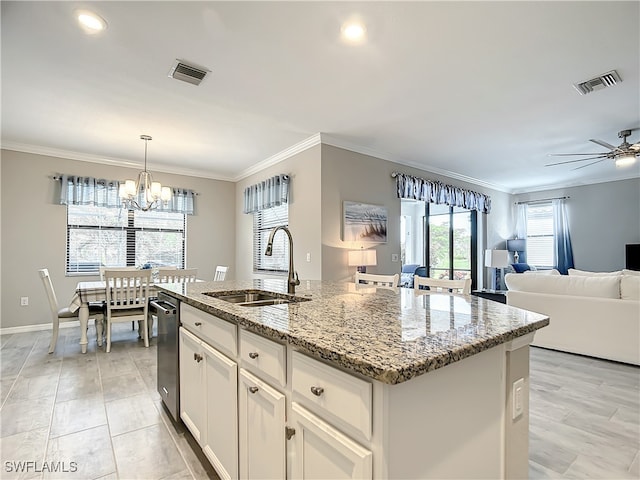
[0, 320, 80, 336]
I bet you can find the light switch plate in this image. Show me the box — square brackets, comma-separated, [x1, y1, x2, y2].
[512, 378, 524, 419]
[391, 253, 399, 262]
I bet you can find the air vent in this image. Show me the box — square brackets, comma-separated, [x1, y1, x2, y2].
[573, 70, 622, 95]
[168, 59, 210, 86]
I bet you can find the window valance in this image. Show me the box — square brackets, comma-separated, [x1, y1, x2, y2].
[393, 172, 491, 214]
[243, 174, 290, 214]
[57, 174, 195, 215]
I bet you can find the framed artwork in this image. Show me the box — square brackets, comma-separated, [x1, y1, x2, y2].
[343, 201, 387, 242]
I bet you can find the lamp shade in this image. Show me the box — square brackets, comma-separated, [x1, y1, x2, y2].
[348, 249, 377, 267]
[484, 249, 509, 268]
[506, 239, 526, 253]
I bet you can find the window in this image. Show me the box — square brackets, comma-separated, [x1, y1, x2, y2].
[526, 203, 554, 267]
[427, 204, 476, 284]
[253, 203, 289, 273]
[66, 204, 186, 275]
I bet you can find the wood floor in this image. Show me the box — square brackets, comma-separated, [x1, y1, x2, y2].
[0, 324, 638, 479]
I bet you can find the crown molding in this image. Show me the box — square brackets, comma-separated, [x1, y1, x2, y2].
[319, 133, 513, 193]
[510, 171, 640, 195]
[1, 141, 236, 182]
[233, 133, 322, 182]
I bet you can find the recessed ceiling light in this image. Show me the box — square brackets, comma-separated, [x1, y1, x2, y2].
[341, 21, 366, 43]
[75, 9, 108, 34]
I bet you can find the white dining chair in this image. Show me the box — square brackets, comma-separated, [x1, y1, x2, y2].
[214, 265, 228, 281]
[104, 269, 152, 353]
[414, 276, 472, 294]
[355, 272, 400, 287]
[157, 268, 198, 283]
[39, 268, 104, 354]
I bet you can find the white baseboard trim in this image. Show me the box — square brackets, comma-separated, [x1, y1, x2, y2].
[0, 320, 80, 336]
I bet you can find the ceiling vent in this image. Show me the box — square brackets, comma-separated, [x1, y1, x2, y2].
[573, 70, 622, 95]
[168, 59, 210, 86]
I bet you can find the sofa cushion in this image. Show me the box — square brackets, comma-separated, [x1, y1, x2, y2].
[505, 273, 621, 299]
[511, 263, 532, 273]
[621, 275, 640, 300]
[623, 269, 640, 277]
[523, 269, 560, 275]
[568, 268, 622, 276]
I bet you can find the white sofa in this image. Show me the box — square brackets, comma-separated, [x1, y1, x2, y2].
[505, 270, 640, 365]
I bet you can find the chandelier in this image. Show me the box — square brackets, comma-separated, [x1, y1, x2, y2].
[119, 135, 171, 211]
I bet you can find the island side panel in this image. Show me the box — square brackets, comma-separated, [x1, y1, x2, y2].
[504, 343, 531, 479]
[384, 345, 506, 479]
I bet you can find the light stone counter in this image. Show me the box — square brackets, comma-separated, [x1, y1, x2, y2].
[158, 279, 548, 385]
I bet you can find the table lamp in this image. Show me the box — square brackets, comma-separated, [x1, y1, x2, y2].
[507, 239, 526, 263]
[484, 249, 509, 290]
[348, 249, 377, 273]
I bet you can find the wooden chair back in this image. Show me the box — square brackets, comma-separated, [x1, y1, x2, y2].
[157, 268, 198, 283]
[414, 276, 471, 294]
[355, 272, 399, 287]
[214, 265, 228, 281]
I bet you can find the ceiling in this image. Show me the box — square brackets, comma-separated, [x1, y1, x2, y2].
[2, 1, 639, 194]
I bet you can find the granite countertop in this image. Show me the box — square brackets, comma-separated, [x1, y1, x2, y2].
[159, 279, 549, 385]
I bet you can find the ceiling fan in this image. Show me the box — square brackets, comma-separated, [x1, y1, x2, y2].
[546, 129, 640, 170]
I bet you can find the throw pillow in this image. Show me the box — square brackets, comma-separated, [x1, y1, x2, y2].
[568, 268, 622, 276]
[623, 269, 640, 277]
[523, 269, 560, 275]
[511, 263, 531, 273]
[621, 275, 640, 300]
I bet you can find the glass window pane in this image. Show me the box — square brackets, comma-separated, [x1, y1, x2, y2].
[134, 210, 184, 230]
[453, 211, 471, 270]
[68, 204, 126, 227]
[429, 214, 450, 272]
[67, 229, 126, 272]
[135, 231, 184, 267]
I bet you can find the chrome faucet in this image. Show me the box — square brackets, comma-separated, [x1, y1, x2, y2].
[265, 226, 300, 294]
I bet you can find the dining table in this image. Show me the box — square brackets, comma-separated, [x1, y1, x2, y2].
[69, 280, 160, 353]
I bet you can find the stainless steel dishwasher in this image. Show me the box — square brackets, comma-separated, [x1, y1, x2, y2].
[153, 292, 180, 422]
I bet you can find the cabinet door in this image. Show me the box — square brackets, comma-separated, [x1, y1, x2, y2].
[239, 369, 286, 480]
[291, 402, 372, 480]
[202, 341, 238, 480]
[179, 327, 206, 445]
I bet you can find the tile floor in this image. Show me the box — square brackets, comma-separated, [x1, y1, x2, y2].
[1, 323, 638, 479]
[0, 323, 218, 480]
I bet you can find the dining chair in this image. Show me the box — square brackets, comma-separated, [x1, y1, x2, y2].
[100, 266, 141, 331]
[104, 269, 152, 353]
[39, 268, 104, 354]
[157, 268, 198, 283]
[355, 272, 400, 287]
[214, 265, 228, 281]
[414, 276, 472, 294]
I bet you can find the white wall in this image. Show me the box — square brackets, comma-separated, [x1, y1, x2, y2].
[235, 144, 322, 281]
[513, 178, 640, 271]
[0, 149, 235, 329]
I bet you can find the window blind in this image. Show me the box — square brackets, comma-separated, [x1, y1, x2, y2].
[253, 203, 289, 273]
[526, 203, 554, 267]
[66, 204, 186, 275]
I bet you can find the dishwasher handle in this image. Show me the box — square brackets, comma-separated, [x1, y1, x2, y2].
[150, 300, 177, 315]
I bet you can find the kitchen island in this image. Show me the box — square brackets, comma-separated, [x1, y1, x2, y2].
[159, 280, 549, 479]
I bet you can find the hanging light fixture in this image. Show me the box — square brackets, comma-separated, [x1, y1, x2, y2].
[119, 135, 171, 211]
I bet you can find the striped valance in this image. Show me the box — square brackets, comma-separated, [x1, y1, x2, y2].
[243, 174, 290, 214]
[394, 172, 491, 214]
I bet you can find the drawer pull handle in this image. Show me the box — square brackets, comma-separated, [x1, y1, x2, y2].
[194, 322, 202, 326]
[249, 386, 259, 394]
[194, 353, 203, 363]
[248, 352, 259, 359]
[285, 426, 296, 440]
[310, 386, 324, 397]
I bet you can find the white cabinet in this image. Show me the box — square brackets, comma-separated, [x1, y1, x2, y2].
[291, 402, 372, 479]
[202, 340, 238, 480]
[179, 327, 206, 445]
[239, 368, 286, 480]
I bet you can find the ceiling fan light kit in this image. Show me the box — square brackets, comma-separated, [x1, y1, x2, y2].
[546, 129, 640, 170]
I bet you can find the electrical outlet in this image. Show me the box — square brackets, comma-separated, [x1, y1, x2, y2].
[20, 296, 29, 306]
[512, 378, 524, 419]
[306, 252, 311, 262]
[391, 253, 399, 262]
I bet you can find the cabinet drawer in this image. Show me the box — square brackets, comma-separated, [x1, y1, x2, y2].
[292, 351, 372, 441]
[181, 303, 237, 357]
[240, 329, 286, 388]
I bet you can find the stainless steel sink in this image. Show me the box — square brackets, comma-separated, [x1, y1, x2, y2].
[204, 290, 310, 307]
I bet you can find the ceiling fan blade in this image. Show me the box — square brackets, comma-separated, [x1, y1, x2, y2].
[548, 152, 610, 157]
[589, 139, 617, 150]
[545, 155, 608, 167]
[572, 158, 607, 170]
[630, 142, 640, 151]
